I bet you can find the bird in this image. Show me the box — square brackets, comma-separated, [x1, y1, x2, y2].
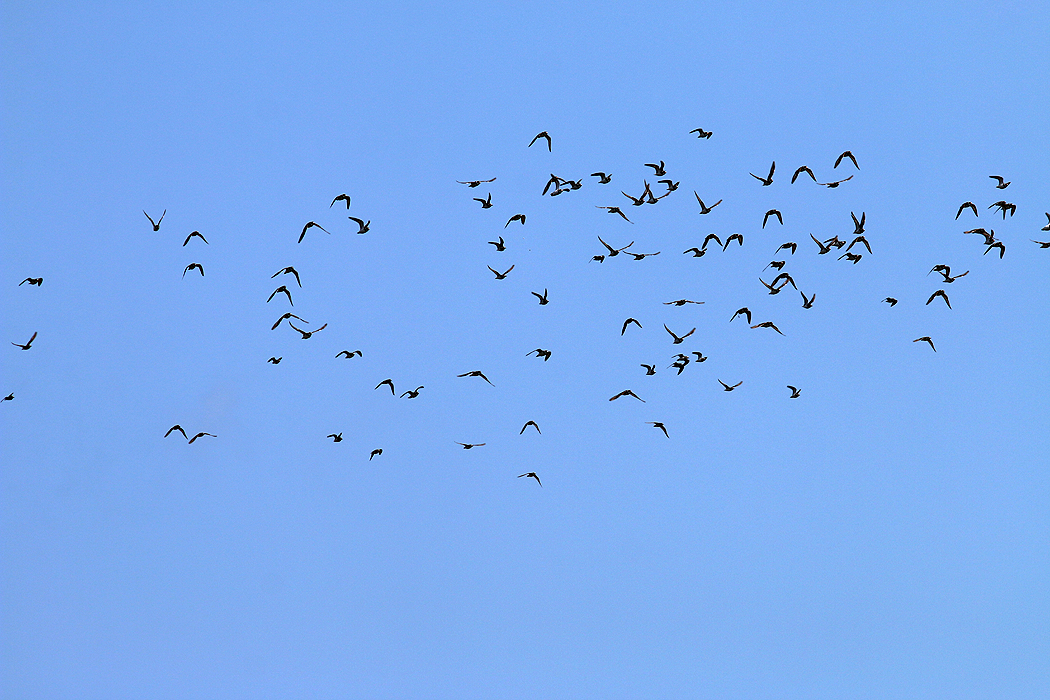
[488, 265, 514, 280]
[839, 252, 863, 264]
[271, 312, 307, 330]
[851, 211, 866, 235]
[956, 202, 979, 219]
[965, 228, 997, 245]
[640, 364, 656, 375]
[400, 386, 423, 398]
[989, 175, 1010, 189]
[621, 189, 646, 206]
[271, 266, 302, 287]
[702, 233, 723, 250]
[527, 348, 551, 361]
[267, 286, 293, 305]
[19, 277, 43, 286]
[144, 209, 166, 231]
[598, 235, 634, 257]
[664, 299, 704, 306]
[647, 422, 669, 438]
[298, 221, 329, 243]
[936, 267, 969, 283]
[609, 390, 645, 402]
[188, 432, 216, 444]
[883, 297, 898, 306]
[730, 308, 752, 324]
[458, 370, 494, 386]
[529, 131, 551, 151]
[473, 193, 493, 208]
[817, 175, 854, 188]
[1032, 239, 1050, 248]
[771, 272, 797, 289]
[456, 442, 486, 449]
[644, 161, 667, 176]
[182, 263, 204, 278]
[375, 379, 395, 395]
[348, 216, 370, 234]
[335, 350, 363, 358]
[531, 289, 549, 305]
[683, 247, 706, 257]
[596, 205, 632, 222]
[457, 178, 496, 188]
[913, 336, 936, 352]
[591, 172, 613, 183]
[810, 234, 832, 255]
[763, 260, 786, 272]
[800, 291, 815, 309]
[718, 380, 743, 391]
[787, 386, 801, 398]
[750, 161, 775, 186]
[505, 214, 526, 227]
[621, 318, 642, 335]
[267, 357, 282, 364]
[762, 209, 783, 228]
[723, 233, 743, 250]
[775, 242, 797, 255]
[2, 393, 12, 402]
[664, 324, 696, 344]
[487, 237, 506, 252]
[327, 433, 343, 442]
[791, 165, 817, 183]
[626, 251, 660, 260]
[518, 472, 542, 486]
[834, 150, 859, 169]
[658, 179, 680, 193]
[520, 421, 541, 434]
[542, 174, 565, 196]
[164, 425, 188, 439]
[591, 255, 605, 263]
[694, 193, 722, 214]
[182, 231, 208, 246]
[690, 128, 713, 138]
[985, 241, 1006, 258]
[989, 201, 1015, 219]
[926, 290, 951, 309]
[369, 449, 382, 460]
[11, 332, 36, 350]
[288, 322, 327, 339]
[751, 321, 785, 335]
[760, 278, 783, 295]
[1043, 213, 1050, 231]
[330, 193, 352, 208]
[846, 236, 872, 254]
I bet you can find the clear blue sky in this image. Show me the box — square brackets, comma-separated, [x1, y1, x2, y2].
[3, 1, 1048, 698]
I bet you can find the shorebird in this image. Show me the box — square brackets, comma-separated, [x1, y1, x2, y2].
[473, 193, 493, 208]
[834, 150, 859, 169]
[457, 178, 496, 188]
[267, 357, 282, 364]
[327, 433, 343, 442]
[19, 278, 43, 286]
[800, 291, 815, 309]
[791, 166, 816, 183]
[505, 214, 526, 227]
[369, 449, 382, 460]
[188, 432, 216, 444]
[488, 264, 515, 279]
[718, 380, 743, 391]
[529, 131, 551, 151]
[288, 322, 327, 339]
[458, 370, 494, 386]
[690, 128, 713, 138]
[787, 386, 801, 398]
[271, 266, 301, 287]
[400, 386, 423, 398]
[183, 231, 208, 246]
[487, 236, 506, 251]
[664, 325, 696, 344]
[532, 288, 549, 305]
[883, 297, 898, 306]
[621, 318, 642, 335]
[330, 193, 352, 208]
[348, 216, 370, 234]
[762, 209, 783, 228]
[375, 379, 395, 395]
[648, 422, 669, 438]
[271, 312, 307, 330]
[183, 263, 204, 277]
[956, 202, 978, 219]
[989, 175, 1010, 189]
[751, 321, 784, 335]
[144, 210, 166, 231]
[750, 161, 775, 186]
[11, 332, 36, 350]
[591, 172, 612, 183]
[298, 221, 329, 243]
[609, 390, 645, 402]
[644, 161, 667, 176]
[596, 206, 632, 222]
[456, 442, 486, 449]
[520, 421, 541, 434]
[335, 350, 363, 358]
[164, 425, 188, 439]
[694, 193, 722, 214]
[527, 348, 551, 361]
[913, 336, 936, 352]
[926, 290, 951, 309]
[518, 472, 542, 486]
[730, 308, 752, 324]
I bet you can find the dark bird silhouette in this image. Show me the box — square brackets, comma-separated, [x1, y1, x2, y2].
[644, 161, 666, 176]
[330, 193, 352, 208]
[989, 201, 1015, 219]
[1032, 239, 1050, 248]
[989, 175, 1010, 189]
[458, 370, 494, 386]
[658, 179, 680, 194]
[473, 193, 493, 208]
[609, 389, 645, 402]
[188, 432, 216, 444]
[851, 211, 866, 235]
[760, 277, 783, 295]
[267, 285, 293, 306]
[529, 131, 552, 151]
[144, 210, 166, 231]
[914, 336, 936, 352]
[271, 312, 307, 330]
[751, 321, 784, 335]
[664, 324, 696, 344]
[457, 442, 486, 449]
[335, 350, 363, 358]
[11, 332, 36, 350]
[488, 264, 514, 280]
[937, 267, 969, 283]
[648, 422, 669, 438]
[488, 236, 506, 251]
[518, 472, 542, 486]
[267, 357, 282, 364]
[723, 233, 743, 250]
[183, 231, 208, 246]
[598, 235, 634, 257]
[751, 161, 775, 186]
[591, 255, 605, 263]
[457, 178, 496, 188]
[542, 174, 566, 196]
[183, 263, 204, 278]
[288, 322, 327, 339]
[19, 277, 43, 286]
[505, 214, 526, 227]
[762, 209, 783, 228]
[718, 380, 743, 391]
[692, 352, 708, 363]
[348, 216, 370, 234]
[846, 236, 872, 254]
[811, 234, 832, 255]
[271, 266, 301, 287]
[626, 251, 660, 260]
[164, 425, 188, 439]
[771, 272, 797, 289]
[298, 221, 329, 243]
[787, 386, 801, 398]
[621, 189, 646, 206]
[965, 228, 997, 245]
[369, 449, 382, 460]
[1043, 213, 1050, 231]
[775, 242, 797, 255]
[328, 433, 343, 442]
[883, 297, 898, 306]
[527, 348, 551, 361]
[817, 174, 854, 188]
[791, 166, 817, 184]
[591, 172, 613, 183]
[622, 318, 642, 335]
[596, 206, 632, 222]
[640, 364, 656, 375]
[985, 241, 1006, 258]
[532, 288, 549, 305]
[694, 193, 722, 214]
[956, 202, 978, 219]
[839, 252, 863, 264]
[683, 247, 706, 257]
[702, 233, 722, 250]
[926, 290, 951, 309]
[2, 393, 13, 402]
[664, 299, 703, 306]
[763, 260, 786, 272]
[690, 128, 713, 138]
[521, 421, 541, 434]
[834, 150, 859, 169]
[401, 386, 423, 398]
[800, 291, 815, 309]
[375, 379, 395, 395]
[730, 308, 752, 324]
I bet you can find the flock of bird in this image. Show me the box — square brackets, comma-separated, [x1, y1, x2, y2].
[8, 129, 1049, 488]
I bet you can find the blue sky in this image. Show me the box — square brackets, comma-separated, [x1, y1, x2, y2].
[2, 1, 1049, 698]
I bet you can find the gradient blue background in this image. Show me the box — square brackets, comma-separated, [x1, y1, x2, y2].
[2, 1, 1048, 698]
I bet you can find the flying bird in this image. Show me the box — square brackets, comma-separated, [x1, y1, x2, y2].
[271, 312, 307, 330]
[791, 165, 817, 183]
[800, 291, 816, 309]
[664, 299, 703, 306]
[851, 211, 866, 235]
[518, 472, 542, 486]
[683, 247, 706, 257]
[271, 266, 302, 287]
[2, 393, 13, 401]
[183, 263, 204, 277]
[19, 277, 43, 286]
[591, 172, 612, 183]
[913, 336, 936, 352]
[598, 235, 634, 257]
[298, 221, 329, 243]
[369, 449, 382, 460]
[644, 160, 667, 176]
[750, 161, 775, 186]
[529, 131, 552, 151]
[702, 233, 722, 250]
[883, 297, 898, 306]
[473, 193, 493, 208]
[401, 386, 423, 398]
[723, 233, 743, 250]
[621, 318, 642, 335]
[288, 322, 327, 339]
[1043, 213, 1050, 231]
[183, 231, 208, 246]
[751, 321, 785, 335]
[926, 290, 951, 309]
[188, 432, 216, 444]
[718, 380, 743, 391]
[488, 264, 515, 280]
[787, 386, 801, 398]
[989, 175, 1010, 189]
[505, 214, 526, 227]
[457, 178, 496, 188]
[984, 241, 1006, 258]
[458, 370, 494, 386]
[763, 260, 786, 271]
[762, 209, 783, 228]
[335, 350, 363, 358]
[989, 201, 1015, 219]
[143, 209, 166, 231]
[846, 236, 872, 254]
[531, 288, 549, 305]
[810, 234, 832, 255]
[328, 433, 343, 442]
[730, 307, 752, 324]
[648, 422, 669, 438]
[658, 179, 680, 194]
[348, 216, 370, 234]
[694, 193, 722, 214]
[1032, 239, 1050, 248]
[834, 150, 859, 169]
[956, 202, 978, 219]
[375, 379, 395, 395]
[164, 425, 188, 439]
[520, 421, 541, 434]
[596, 206, 632, 222]
[817, 174, 854, 188]
[487, 236, 506, 251]
[664, 324, 696, 344]
[527, 348, 551, 361]
[267, 285, 293, 306]
[456, 442, 486, 449]
[640, 364, 656, 375]
[690, 128, 713, 138]
[330, 193, 352, 208]
[839, 252, 863, 264]
[775, 242, 797, 255]
[267, 357, 282, 364]
[11, 332, 36, 350]
[609, 390, 645, 402]
[627, 251, 661, 260]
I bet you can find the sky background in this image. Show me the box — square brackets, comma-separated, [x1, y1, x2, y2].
[2, 1, 1049, 698]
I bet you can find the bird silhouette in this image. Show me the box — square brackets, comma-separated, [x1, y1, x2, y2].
[817, 174, 854, 188]
[164, 425, 188, 439]
[883, 297, 898, 306]
[591, 172, 613, 183]
[956, 202, 978, 219]
[11, 332, 36, 350]
[811, 234, 832, 255]
[985, 241, 1006, 258]
[751, 321, 784, 335]
[369, 449, 382, 460]
[694, 193, 722, 214]
[609, 390, 645, 402]
[529, 131, 552, 151]
[183, 263, 204, 277]
[702, 233, 722, 250]
[456, 442, 486, 449]
[531, 288, 549, 305]
[989, 175, 1010, 189]
[335, 350, 363, 358]
[2, 393, 13, 401]
[989, 201, 1015, 219]
[183, 231, 208, 246]
[473, 192, 493, 208]
[271, 266, 302, 287]
[913, 336, 936, 352]
[596, 205, 632, 222]
[791, 166, 817, 184]
[647, 422, 669, 438]
[288, 322, 327, 339]
[400, 386, 423, 398]
[730, 308, 752, 324]
[1032, 239, 1050, 248]
[846, 236, 872, 254]
[271, 312, 307, 330]
[527, 349, 551, 361]
[1043, 213, 1050, 231]
[664, 299, 703, 306]
[718, 380, 743, 391]
[838, 252, 863, 264]
[298, 221, 329, 243]
[851, 211, 866, 235]
[762, 209, 783, 228]
[690, 128, 713, 138]
[458, 370, 494, 386]
[330, 193, 352, 208]
[664, 325, 696, 344]
[926, 290, 951, 309]
[488, 265, 515, 280]
[348, 216, 370, 234]
[621, 318, 642, 335]
[457, 178, 496, 188]
[750, 161, 775, 186]
[267, 357, 282, 364]
[328, 433, 343, 442]
[683, 247, 706, 257]
[644, 161, 666, 176]
[723, 233, 743, 250]
[188, 432, 216, 444]
[834, 150, 859, 169]
[375, 379, 395, 395]
[144, 210, 166, 231]
[800, 291, 815, 309]
[640, 364, 656, 375]
[598, 235, 634, 257]
[505, 214, 526, 227]
[488, 236, 506, 251]
[787, 386, 801, 398]
[19, 277, 43, 286]
[520, 421, 541, 434]
[267, 286, 293, 306]
[518, 472, 542, 486]
[775, 242, 797, 255]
